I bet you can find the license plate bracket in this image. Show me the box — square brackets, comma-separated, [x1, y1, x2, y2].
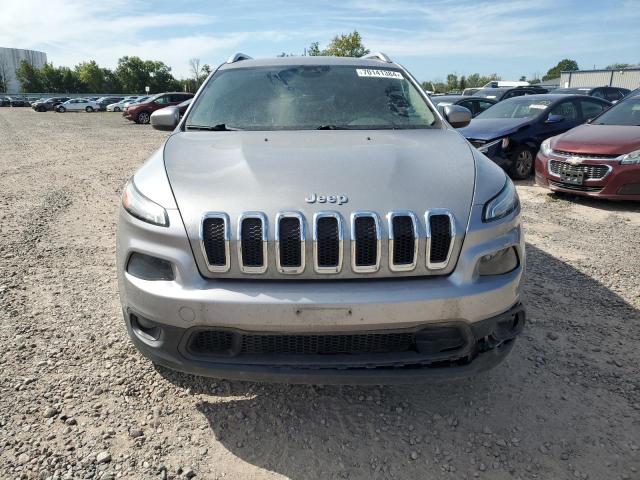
[560, 170, 584, 185]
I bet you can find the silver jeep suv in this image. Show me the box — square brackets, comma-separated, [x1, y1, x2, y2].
[116, 53, 525, 384]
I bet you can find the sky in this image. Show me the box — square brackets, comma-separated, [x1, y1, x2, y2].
[1, 0, 639, 82]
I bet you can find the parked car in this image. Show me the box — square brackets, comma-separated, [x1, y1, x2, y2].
[9, 97, 29, 107]
[460, 94, 611, 179]
[0, 96, 10, 107]
[123, 92, 193, 124]
[535, 92, 640, 200]
[462, 88, 481, 96]
[106, 99, 127, 112]
[123, 96, 149, 108]
[96, 96, 124, 111]
[31, 97, 70, 112]
[551, 86, 630, 103]
[118, 53, 526, 383]
[430, 95, 497, 118]
[56, 98, 101, 112]
[473, 86, 549, 102]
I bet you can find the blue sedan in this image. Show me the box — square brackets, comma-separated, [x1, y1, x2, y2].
[459, 94, 611, 179]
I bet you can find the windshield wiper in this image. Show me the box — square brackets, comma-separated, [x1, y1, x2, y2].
[186, 124, 242, 131]
[316, 124, 352, 130]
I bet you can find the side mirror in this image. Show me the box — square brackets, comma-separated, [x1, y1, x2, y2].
[441, 104, 472, 128]
[546, 114, 564, 124]
[151, 106, 180, 131]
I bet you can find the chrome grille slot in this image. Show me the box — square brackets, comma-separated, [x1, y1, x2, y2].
[426, 211, 455, 270]
[388, 211, 418, 271]
[351, 212, 381, 273]
[313, 212, 343, 273]
[200, 213, 230, 272]
[238, 213, 267, 273]
[275, 212, 305, 274]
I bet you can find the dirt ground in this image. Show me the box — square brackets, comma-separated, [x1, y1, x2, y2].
[0, 108, 639, 480]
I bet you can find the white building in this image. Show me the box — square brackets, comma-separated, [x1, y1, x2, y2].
[0, 47, 47, 93]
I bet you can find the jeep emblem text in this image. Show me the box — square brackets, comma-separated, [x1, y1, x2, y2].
[305, 193, 348, 205]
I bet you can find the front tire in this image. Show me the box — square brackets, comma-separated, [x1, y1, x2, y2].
[38, 106, 46, 112]
[114, 106, 121, 112]
[509, 146, 535, 180]
[137, 111, 150, 124]
[57, 106, 66, 113]
[86, 106, 93, 112]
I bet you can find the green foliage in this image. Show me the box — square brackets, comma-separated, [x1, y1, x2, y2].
[543, 59, 578, 81]
[308, 31, 369, 57]
[15, 59, 45, 92]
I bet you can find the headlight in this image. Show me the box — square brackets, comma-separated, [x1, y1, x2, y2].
[483, 177, 519, 222]
[620, 149, 640, 164]
[122, 179, 169, 227]
[477, 137, 509, 154]
[478, 247, 519, 275]
[540, 138, 553, 156]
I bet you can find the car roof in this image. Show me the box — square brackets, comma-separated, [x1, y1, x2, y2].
[501, 93, 609, 102]
[218, 56, 400, 70]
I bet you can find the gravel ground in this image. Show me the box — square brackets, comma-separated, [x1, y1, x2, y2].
[0, 108, 639, 480]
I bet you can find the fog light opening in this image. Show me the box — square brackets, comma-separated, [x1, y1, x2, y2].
[130, 314, 161, 341]
[478, 247, 519, 276]
[494, 313, 523, 341]
[127, 252, 174, 281]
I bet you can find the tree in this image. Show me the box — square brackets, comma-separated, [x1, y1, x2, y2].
[458, 75, 466, 91]
[308, 31, 369, 57]
[0, 56, 9, 92]
[606, 63, 631, 70]
[446, 74, 458, 91]
[15, 59, 44, 92]
[115, 56, 179, 93]
[189, 58, 201, 84]
[75, 61, 106, 92]
[543, 59, 578, 81]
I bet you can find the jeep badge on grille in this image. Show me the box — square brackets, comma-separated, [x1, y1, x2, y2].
[305, 193, 348, 205]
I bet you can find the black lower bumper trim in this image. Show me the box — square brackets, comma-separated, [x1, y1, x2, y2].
[124, 303, 525, 384]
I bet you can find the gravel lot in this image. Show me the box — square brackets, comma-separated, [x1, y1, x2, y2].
[1, 108, 639, 480]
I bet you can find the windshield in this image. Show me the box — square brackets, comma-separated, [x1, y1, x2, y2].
[476, 98, 552, 119]
[186, 65, 437, 130]
[591, 98, 640, 126]
[473, 89, 506, 99]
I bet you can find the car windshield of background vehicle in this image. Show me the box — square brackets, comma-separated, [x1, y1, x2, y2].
[186, 65, 437, 130]
[476, 98, 552, 119]
[473, 89, 507, 99]
[591, 98, 640, 126]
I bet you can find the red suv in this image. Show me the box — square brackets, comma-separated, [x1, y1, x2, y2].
[124, 92, 194, 124]
[535, 93, 640, 200]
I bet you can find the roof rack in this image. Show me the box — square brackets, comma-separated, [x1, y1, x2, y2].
[226, 53, 253, 64]
[362, 52, 393, 63]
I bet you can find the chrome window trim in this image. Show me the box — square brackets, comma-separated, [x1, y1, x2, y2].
[312, 211, 344, 274]
[387, 210, 418, 272]
[547, 158, 612, 181]
[350, 211, 381, 273]
[237, 212, 268, 274]
[200, 212, 230, 273]
[275, 211, 305, 274]
[425, 209, 456, 270]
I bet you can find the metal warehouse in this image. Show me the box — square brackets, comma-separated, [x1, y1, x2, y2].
[0, 47, 48, 93]
[560, 68, 640, 90]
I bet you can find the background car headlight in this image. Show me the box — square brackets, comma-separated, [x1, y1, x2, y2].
[620, 149, 640, 164]
[478, 247, 519, 275]
[483, 177, 519, 222]
[122, 179, 169, 226]
[540, 138, 553, 156]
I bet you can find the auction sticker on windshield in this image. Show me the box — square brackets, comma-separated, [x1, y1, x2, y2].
[356, 69, 403, 79]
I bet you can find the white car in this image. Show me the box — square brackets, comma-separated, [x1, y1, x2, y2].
[56, 98, 100, 113]
[106, 98, 135, 112]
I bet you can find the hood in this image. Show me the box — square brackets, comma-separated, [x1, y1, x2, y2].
[551, 124, 640, 156]
[459, 117, 533, 141]
[164, 129, 476, 278]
